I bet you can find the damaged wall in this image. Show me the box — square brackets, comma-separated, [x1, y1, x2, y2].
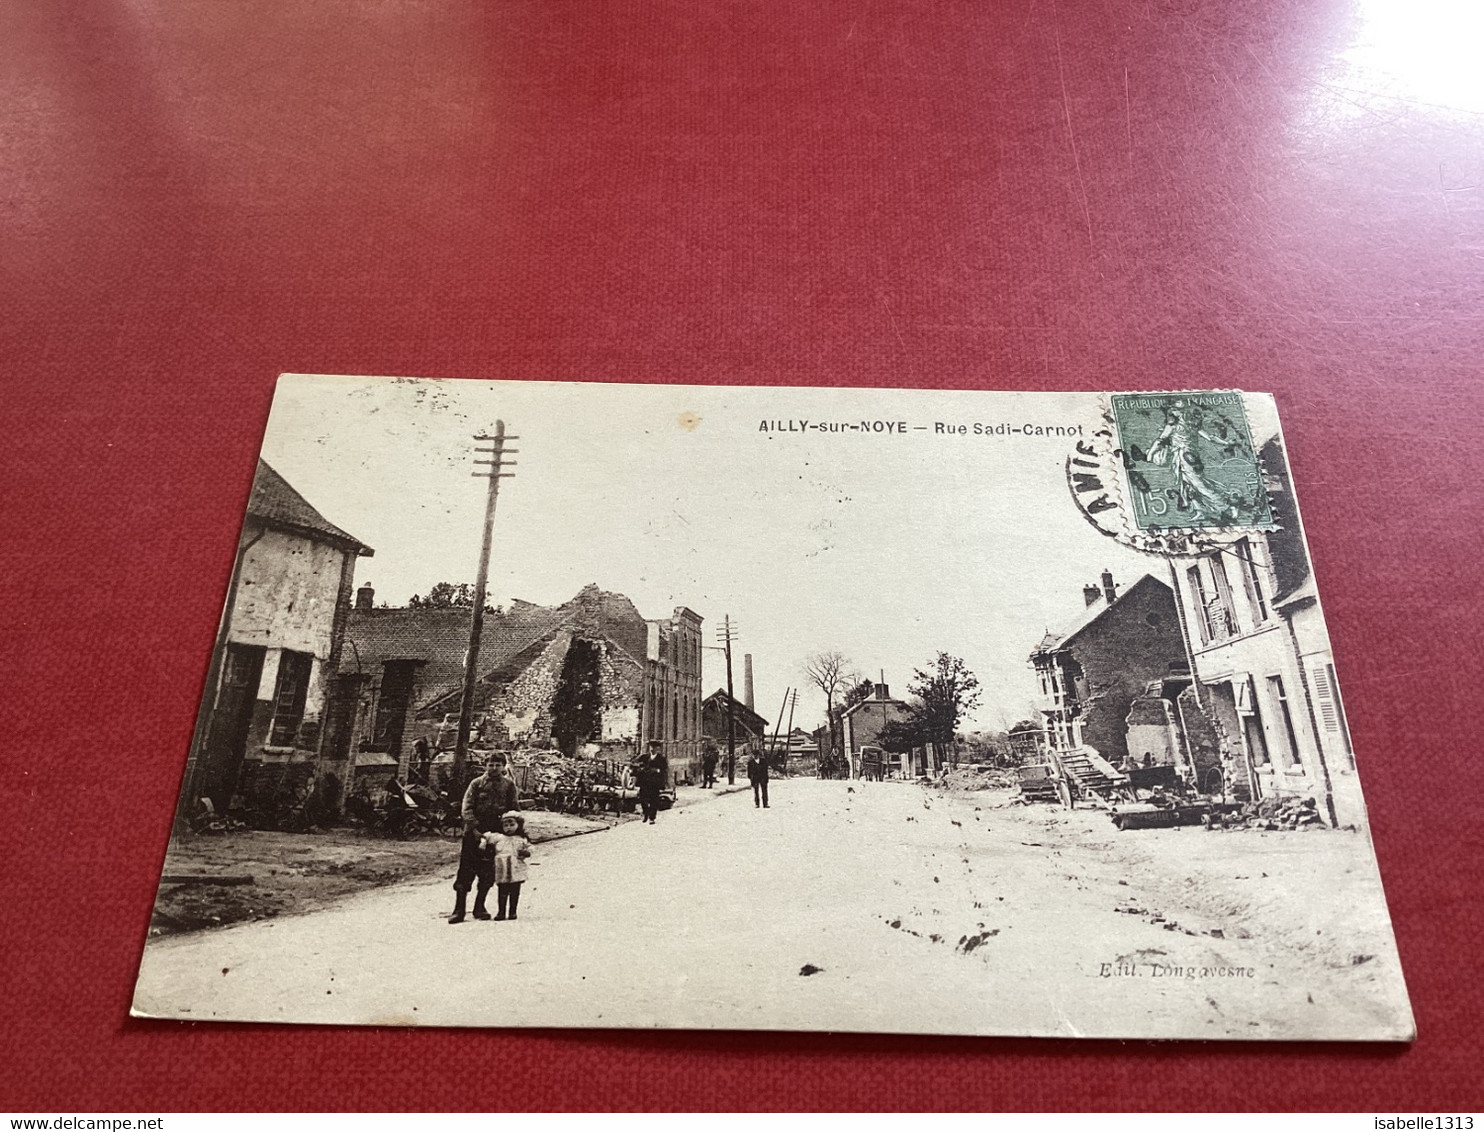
[481, 629, 644, 750]
[494, 632, 570, 742]
[596, 641, 642, 743]
[233, 527, 346, 660]
[1124, 695, 1182, 768]
[1046, 577, 1185, 766]
[343, 586, 692, 781]
[1186, 682, 1251, 798]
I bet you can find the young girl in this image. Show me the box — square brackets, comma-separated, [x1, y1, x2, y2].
[479, 812, 533, 920]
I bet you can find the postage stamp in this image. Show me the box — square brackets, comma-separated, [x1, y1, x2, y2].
[1110, 391, 1275, 532]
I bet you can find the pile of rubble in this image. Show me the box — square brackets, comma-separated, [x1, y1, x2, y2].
[509, 749, 635, 814]
[1206, 795, 1324, 831]
[939, 766, 1019, 792]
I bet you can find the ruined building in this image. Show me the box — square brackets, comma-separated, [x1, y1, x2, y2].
[1165, 437, 1354, 820]
[640, 605, 706, 773]
[338, 584, 703, 786]
[1028, 571, 1188, 773]
[1025, 440, 1356, 826]
[701, 688, 770, 751]
[182, 460, 373, 819]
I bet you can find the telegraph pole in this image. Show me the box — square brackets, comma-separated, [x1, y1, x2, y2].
[454, 421, 518, 786]
[717, 616, 738, 784]
[782, 687, 797, 774]
[764, 687, 789, 766]
[765, 687, 792, 766]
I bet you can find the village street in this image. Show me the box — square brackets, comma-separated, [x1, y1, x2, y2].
[133, 778, 1411, 1039]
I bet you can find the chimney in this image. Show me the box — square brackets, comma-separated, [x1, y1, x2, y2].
[744, 654, 755, 711]
[1101, 570, 1117, 605]
[355, 583, 375, 611]
[1083, 584, 1102, 607]
[875, 682, 890, 701]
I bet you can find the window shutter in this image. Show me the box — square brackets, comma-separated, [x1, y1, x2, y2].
[1311, 664, 1340, 733]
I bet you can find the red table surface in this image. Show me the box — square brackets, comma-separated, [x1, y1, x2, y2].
[2, 0, 1480, 1112]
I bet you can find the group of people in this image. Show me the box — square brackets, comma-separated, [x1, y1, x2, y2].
[446, 740, 778, 923]
[448, 753, 532, 925]
[699, 743, 771, 807]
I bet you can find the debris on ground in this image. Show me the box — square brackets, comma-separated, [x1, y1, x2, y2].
[1205, 796, 1326, 832]
[957, 929, 999, 953]
[939, 766, 1019, 792]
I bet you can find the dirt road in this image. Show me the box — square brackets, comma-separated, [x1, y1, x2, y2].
[132, 778, 1412, 1039]
[148, 811, 613, 936]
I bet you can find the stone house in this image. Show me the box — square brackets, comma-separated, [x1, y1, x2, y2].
[1165, 437, 1354, 822]
[338, 584, 703, 786]
[842, 681, 913, 778]
[182, 460, 373, 818]
[1028, 571, 1188, 773]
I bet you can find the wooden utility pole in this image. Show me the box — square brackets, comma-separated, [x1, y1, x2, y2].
[782, 687, 797, 774]
[453, 421, 518, 786]
[718, 616, 737, 784]
[765, 687, 790, 766]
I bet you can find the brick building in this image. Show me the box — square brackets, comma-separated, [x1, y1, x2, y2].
[842, 681, 913, 778]
[1028, 571, 1187, 772]
[338, 584, 703, 785]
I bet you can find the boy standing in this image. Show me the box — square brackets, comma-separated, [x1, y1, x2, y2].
[450, 754, 518, 924]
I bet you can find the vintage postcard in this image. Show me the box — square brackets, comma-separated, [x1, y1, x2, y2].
[132, 376, 1413, 1040]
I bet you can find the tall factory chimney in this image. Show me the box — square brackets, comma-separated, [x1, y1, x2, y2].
[744, 654, 755, 711]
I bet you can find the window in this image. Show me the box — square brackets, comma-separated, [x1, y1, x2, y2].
[1209, 556, 1239, 638]
[1267, 674, 1303, 769]
[1187, 565, 1214, 644]
[269, 650, 314, 747]
[1234, 537, 1269, 622]
[1236, 677, 1270, 766]
[1061, 658, 1083, 707]
[371, 660, 418, 753]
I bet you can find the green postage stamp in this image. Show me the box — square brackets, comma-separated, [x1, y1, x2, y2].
[1110, 391, 1275, 532]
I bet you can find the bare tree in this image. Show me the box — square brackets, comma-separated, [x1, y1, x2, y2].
[803, 650, 854, 771]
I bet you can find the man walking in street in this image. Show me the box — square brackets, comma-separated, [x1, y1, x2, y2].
[701, 743, 719, 789]
[635, 741, 668, 824]
[450, 753, 518, 924]
[747, 748, 769, 809]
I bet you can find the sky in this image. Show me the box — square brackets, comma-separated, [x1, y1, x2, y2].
[259, 376, 1279, 732]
